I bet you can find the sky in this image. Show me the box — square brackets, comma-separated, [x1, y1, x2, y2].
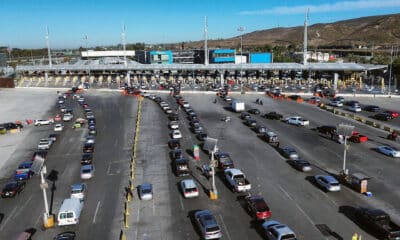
[0, 0, 399, 49]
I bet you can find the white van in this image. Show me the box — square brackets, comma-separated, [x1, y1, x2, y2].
[57, 198, 84, 226]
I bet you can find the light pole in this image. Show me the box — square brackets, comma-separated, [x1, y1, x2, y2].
[237, 26, 245, 94]
[337, 123, 354, 175]
[210, 146, 218, 200]
[40, 165, 54, 228]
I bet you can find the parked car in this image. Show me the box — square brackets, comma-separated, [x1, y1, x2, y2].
[363, 105, 380, 112]
[38, 138, 53, 150]
[255, 125, 267, 134]
[245, 118, 257, 127]
[170, 149, 183, 160]
[262, 220, 297, 240]
[80, 164, 95, 179]
[314, 175, 341, 192]
[83, 142, 95, 153]
[245, 195, 272, 220]
[263, 112, 283, 120]
[180, 179, 199, 198]
[139, 183, 153, 200]
[279, 147, 299, 160]
[63, 113, 73, 122]
[0, 181, 26, 198]
[290, 158, 312, 172]
[346, 104, 362, 112]
[85, 135, 95, 144]
[196, 132, 208, 141]
[377, 146, 400, 157]
[329, 100, 343, 107]
[240, 112, 251, 120]
[169, 121, 179, 129]
[194, 210, 222, 240]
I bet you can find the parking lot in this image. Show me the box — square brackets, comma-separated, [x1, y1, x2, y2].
[1, 88, 400, 239]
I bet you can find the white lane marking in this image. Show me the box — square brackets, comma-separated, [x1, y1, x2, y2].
[13, 195, 33, 218]
[219, 214, 232, 240]
[152, 197, 156, 216]
[0, 207, 17, 231]
[93, 201, 101, 223]
[178, 195, 185, 211]
[136, 202, 141, 222]
[294, 202, 315, 225]
[34, 213, 42, 227]
[278, 184, 293, 200]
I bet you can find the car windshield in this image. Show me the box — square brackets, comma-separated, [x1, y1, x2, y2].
[281, 235, 297, 240]
[142, 188, 151, 194]
[206, 226, 220, 233]
[4, 183, 17, 190]
[82, 169, 91, 173]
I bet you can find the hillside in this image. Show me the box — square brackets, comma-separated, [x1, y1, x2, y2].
[180, 14, 400, 49]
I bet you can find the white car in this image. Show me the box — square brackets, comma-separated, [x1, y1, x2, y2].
[80, 165, 95, 179]
[377, 146, 400, 157]
[63, 113, 73, 122]
[314, 175, 341, 192]
[329, 100, 343, 107]
[54, 123, 64, 132]
[34, 119, 54, 126]
[38, 138, 53, 150]
[70, 183, 87, 201]
[171, 130, 182, 139]
[182, 101, 190, 108]
[285, 116, 310, 126]
[169, 121, 179, 129]
[347, 104, 362, 112]
[159, 102, 168, 107]
[180, 179, 199, 198]
[85, 135, 95, 144]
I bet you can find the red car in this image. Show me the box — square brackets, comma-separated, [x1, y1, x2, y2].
[245, 195, 271, 220]
[383, 110, 399, 119]
[349, 131, 368, 143]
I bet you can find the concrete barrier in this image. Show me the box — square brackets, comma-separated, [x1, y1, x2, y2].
[383, 126, 392, 132]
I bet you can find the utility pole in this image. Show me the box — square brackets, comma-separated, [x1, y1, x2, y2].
[303, 9, 309, 65]
[40, 165, 54, 228]
[204, 16, 209, 66]
[389, 46, 393, 95]
[121, 23, 127, 67]
[337, 124, 354, 175]
[45, 26, 52, 67]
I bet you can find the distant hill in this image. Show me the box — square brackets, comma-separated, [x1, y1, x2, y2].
[179, 14, 400, 50]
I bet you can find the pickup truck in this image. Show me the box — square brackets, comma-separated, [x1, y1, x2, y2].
[224, 168, 251, 192]
[354, 207, 400, 240]
[285, 116, 309, 126]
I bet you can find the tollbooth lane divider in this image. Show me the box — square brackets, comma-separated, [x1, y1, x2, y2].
[120, 96, 143, 240]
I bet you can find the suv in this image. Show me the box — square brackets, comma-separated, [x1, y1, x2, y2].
[194, 210, 222, 240]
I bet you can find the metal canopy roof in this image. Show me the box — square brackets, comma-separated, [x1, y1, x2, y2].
[16, 61, 387, 72]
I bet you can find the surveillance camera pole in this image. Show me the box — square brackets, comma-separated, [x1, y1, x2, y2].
[40, 165, 54, 228]
[210, 147, 218, 200]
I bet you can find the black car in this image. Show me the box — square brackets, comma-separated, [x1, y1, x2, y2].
[54, 231, 76, 240]
[168, 113, 179, 121]
[0, 181, 26, 198]
[170, 149, 183, 160]
[248, 108, 261, 115]
[81, 153, 93, 165]
[290, 158, 312, 172]
[2, 122, 22, 130]
[344, 100, 359, 106]
[374, 113, 391, 121]
[263, 112, 283, 120]
[83, 142, 95, 153]
[191, 124, 203, 134]
[363, 105, 380, 112]
[214, 152, 234, 170]
[240, 112, 251, 120]
[88, 118, 96, 125]
[168, 139, 181, 149]
[49, 133, 58, 142]
[255, 125, 267, 134]
[317, 125, 336, 135]
[245, 118, 257, 127]
[196, 132, 208, 141]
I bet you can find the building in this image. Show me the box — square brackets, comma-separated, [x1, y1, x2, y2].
[172, 50, 195, 64]
[210, 49, 235, 64]
[136, 50, 173, 64]
[81, 50, 136, 59]
[249, 53, 272, 63]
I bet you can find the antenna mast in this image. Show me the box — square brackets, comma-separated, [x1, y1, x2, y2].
[45, 26, 52, 67]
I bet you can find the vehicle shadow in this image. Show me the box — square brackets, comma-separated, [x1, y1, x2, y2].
[191, 169, 211, 196]
[222, 106, 235, 112]
[187, 210, 203, 240]
[305, 176, 326, 192]
[338, 205, 380, 239]
[186, 149, 194, 158]
[249, 219, 267, 239]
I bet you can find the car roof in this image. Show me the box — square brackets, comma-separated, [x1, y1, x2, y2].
[225, 168, 243, 175]
[181, 179, 196, 188]
[141, 183, 152, 190]
[196, 210, 217, 225]
[317, 175, 338, 183]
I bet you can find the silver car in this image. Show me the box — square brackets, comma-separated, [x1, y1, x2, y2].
[314, 175, 341, 192]
[139, 183, 153, 200]
[194, 210, 222, 240]
[377, 146, 400, 157]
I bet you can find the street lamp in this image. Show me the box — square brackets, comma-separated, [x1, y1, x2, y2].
[237, 26, 245, 94]
[337, 123, 354, 175]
